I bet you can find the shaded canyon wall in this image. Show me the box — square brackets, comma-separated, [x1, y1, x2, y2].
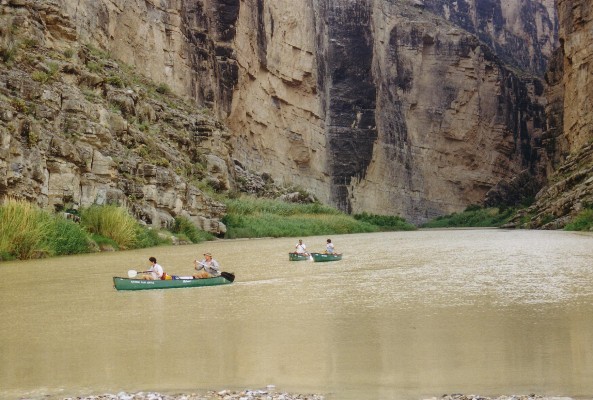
[3, 0, 559, 225]
[228, 0, 557, 223]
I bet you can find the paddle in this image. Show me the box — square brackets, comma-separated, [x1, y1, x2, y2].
[195, 261, 235, 282]
[127, 269, 149, 278]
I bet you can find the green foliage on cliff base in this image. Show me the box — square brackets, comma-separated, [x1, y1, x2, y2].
[564, 208, 593, 231]
[0, 200, 212, 260]
[222, 196, 416, 239]
[421, 206, 515, 228]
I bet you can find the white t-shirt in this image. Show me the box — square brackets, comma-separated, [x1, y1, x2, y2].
[326, 242, 335, 254]
[295, 242, 307, 253]
[149, 263, 164, 280]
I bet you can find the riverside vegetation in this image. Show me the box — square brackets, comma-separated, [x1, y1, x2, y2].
[0, 196, 416, 261]
[0, 198, 212, 261]
[421, 203, 593, 231]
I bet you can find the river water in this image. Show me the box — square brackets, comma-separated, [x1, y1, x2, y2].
[1, 229, 592, 400]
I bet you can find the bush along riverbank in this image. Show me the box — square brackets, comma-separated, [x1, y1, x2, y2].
[0, 198, 213, 261]
[0, 195, 417, 260]
[421, 205, 517, 228]
[422, 203, 593, 231]
[221, 196, 416, 239]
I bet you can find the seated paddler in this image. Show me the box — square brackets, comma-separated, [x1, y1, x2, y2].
[193, 252, 221, 279]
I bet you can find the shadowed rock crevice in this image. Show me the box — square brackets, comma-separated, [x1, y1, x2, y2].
[321, 0, 378, 213]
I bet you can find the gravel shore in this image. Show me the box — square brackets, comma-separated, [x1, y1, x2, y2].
[61, 392, 583, 400]
[63, 388, 323, 400]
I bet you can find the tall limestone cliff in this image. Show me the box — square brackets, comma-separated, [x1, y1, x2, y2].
[229, 0, 557, 223]
[512, 0, 593, 228]
[1, 0, 559, 225]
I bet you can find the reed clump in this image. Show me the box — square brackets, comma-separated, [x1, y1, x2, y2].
[0, 198, 51, 260]
[172, 216, 215, 243]
[79, 205, 139, 250]
[421, 205, 515, 228]
[222, 196, 416, 239]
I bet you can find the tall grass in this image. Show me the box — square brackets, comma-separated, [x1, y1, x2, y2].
[172, 216, 214, 243]
[421, 206, 515, 228]
[222, 196, 415, 239]
[564, 209, 593, 231]
[0, 198, 51, 260]
[223, 213, 379, 239]
[224, 197, 341, 217]
[45, 218, 93, 256]
[354, 212, 416, 231]
[80, 205, 138, 249]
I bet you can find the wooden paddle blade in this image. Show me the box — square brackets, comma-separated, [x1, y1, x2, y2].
[127, 270, 138, 278]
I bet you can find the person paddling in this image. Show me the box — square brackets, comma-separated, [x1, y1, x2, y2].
[193, 252, 221, 279]
[295, 239, 309, 255]
[325, 239, 336, 254]
[140, 256, 164, 280]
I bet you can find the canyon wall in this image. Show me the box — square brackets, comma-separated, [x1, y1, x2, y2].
[511, 0, 593, 228]
[228, 0, 556, 222]
[1, 0, 560, 225]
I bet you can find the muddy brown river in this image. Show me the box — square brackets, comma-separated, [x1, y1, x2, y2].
[1, 229, 592, 399]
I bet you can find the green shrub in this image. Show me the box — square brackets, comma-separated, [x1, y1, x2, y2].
[0, 198, 51, 259]
[135, 225, 171, 248]
[421, 207, 515, 228]
[106, 74, 125, 88]
[224, 196, 339, 217]
[80, 205, 138, 249]
[222, 213, 378, 239]
[31, 70, 49, 83]
[0, 41, 18, 63]
[90, 233, 119, 251]
[172, 216, 214, 243]
[45, 218, 92, 255]
[86, 60, 102, 73]
[353, 212, 416, 231]
[564, 209, 593, 231]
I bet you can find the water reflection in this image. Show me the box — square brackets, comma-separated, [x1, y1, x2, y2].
[0, 229, 592, 399]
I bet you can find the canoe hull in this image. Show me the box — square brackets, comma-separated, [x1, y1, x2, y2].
[310, 252, 342, 262]
[113, 276, 232, 291]
[289, 252, 309, 261]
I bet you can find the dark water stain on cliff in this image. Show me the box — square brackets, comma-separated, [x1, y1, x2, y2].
[181, 0, 240, 113]
[319, 0, 378, 213]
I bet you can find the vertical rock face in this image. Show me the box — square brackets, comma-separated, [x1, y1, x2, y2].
[421, 0, 558, 75]
[509, 0, 593, 228]
[229, 0, 555, 223]
[3, 0, 559, 225]
[556, 0, 593, 153]
[317, 0, 377, 213]
[58, 0, 240, 114]
[228, 0, 328, 199]
[351, 3, 548, 221]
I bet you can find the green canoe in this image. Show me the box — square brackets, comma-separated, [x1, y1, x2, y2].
[113, 275, 233, 291]
[289, 252, 310, 261]
[310, 252, 342, 262]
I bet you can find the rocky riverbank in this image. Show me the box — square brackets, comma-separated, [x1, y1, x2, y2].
[62, 388, 324, 400]
[60, 392, 582, 400]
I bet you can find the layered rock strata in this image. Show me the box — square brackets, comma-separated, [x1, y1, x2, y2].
[2, 0, 560, 225]
[229, 0, 556, 223]
[0, 1, 233, 233]
[511, 0, 593, 228]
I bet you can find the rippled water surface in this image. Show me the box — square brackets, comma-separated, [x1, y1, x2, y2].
[1, 229, 592, 399]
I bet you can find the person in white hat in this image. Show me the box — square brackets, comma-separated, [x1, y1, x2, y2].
[193, 252, 221, 279]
